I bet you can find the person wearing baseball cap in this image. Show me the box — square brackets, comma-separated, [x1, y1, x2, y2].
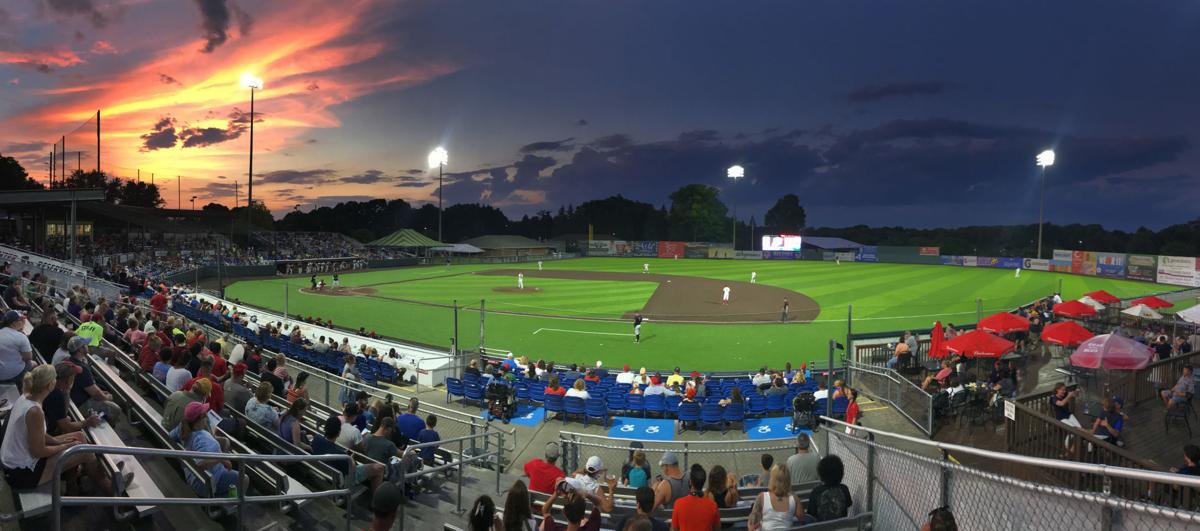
[0, 309, 33, 385]
[52, 335, 91, 365]
[162, 377, 211, 432]
[523, 441, 565, 493]
[172, 401, 240, 498]
[567, 455, 614, 497]
[224, 363, 252, 414]
[616, 363, 636, 385]
[667, 367, 685, 388]
[653, 451, 687, 511]
[367, 482, 404, 531]
[44, 361, 101, 436]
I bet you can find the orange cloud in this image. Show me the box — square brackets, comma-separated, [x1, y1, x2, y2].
[89, 41, 118, 55]
[0, 49, 84, 71]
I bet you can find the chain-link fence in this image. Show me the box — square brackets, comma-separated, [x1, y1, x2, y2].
[826, 418, 1200, 530]
[845, 360, 933, 435]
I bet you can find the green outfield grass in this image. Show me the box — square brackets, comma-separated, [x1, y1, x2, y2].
[223, 257, 1179, 370]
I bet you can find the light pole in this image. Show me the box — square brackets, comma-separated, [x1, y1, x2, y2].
[241, 73, 263, 238]
[429, 146, 448, 242]
[190, 196, 197, 212]
[727, 165, 744, 250]
[1035, 149, 1055, 259]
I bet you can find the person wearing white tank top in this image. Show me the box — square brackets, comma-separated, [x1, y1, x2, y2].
[749, 465, 805, 531]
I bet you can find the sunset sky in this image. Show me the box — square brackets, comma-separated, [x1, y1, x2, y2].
[1, 1, 1198, 229]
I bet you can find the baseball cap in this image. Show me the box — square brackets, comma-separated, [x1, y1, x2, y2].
[232, 362, 247, 376]
[544, 442, 561, 461]
[67, 335, 91, 353]
[1, 310, 25, 326]
[659, 451, 679, 466]
[183, 401, 211, 423]
[55, 360, 83, 378]
[690, 371, 700, 378]
[585, 455, 605, 473]
[623, 364, 630, 371]
[370, 483, 404, 514]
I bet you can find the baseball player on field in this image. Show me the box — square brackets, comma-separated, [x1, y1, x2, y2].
[643, 263, 649, 274]
[538, 261, 543, 271]
[518, 273, 524, 289]
[751, 271, 757, 283]
[633, 313, 644, 343]
[722, 286, 731, 304]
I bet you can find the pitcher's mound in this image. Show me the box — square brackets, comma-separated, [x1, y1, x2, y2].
[299, 286, 377, 297]
[493, 287, 543, 294]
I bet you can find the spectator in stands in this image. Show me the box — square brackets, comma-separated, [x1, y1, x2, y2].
[3, 279, 32, 311]
[751, 368, 771, 388]
[666, 367, 685, 388]
[654, 451, 687, 511]
[2, 365, 122, 494]
[28, 311, 62, 361]
[149, 288, 168, 318]
[541, 477, 615, 531]
[469, 494, 501, 531]
[805, 456, 852, 522]
[1170, 444, 1200, 475]
[616, 364, 636, 385]
[1153, 335, 1173, 361]
[718, 387, 744, 408]
[416, 414, 440, 466]
[396, 397, 425, 442]
[280, 399, 313, 452]
[124, 318, 147, 350]
[66, 337, 126, 428]
[503, 479, 536, 531]
[671, 463, 719, 531]
[922, 362, 954, 393]
[43, 361, 100, 436]
[787, 433, 820, 485]
[921, 506, 958, 531]
[353, 391, 373, 430]
[335, 402, 364, 450]
[339, 354, 360, 405]
[152, 348, 173, 383]
[615, 485, 668, 531]
[363, 416, 402, 463]
[844, 388, 862, 428]
[622, 441, 650, 487]
[746, 454, 774, 488]
[545, 375, 567, 397]
[225, 363, 251, 414]
[165, 346, 193, 392]
[1091, 398, 1124, 444]
[705, 464, 738, 509]
[183, 359, 224, 412]
[138, 335, 163, 372]
[565, 379, 591, 400]
[171, 401, 238, 498]
[273, 353, 292, 387]
[764, 378, 788, 397]
[1050, 383, 1081, 428]
[830, 380, 845, 400]
[570, 455, 609, 495]
[748, 464, 804, 531]
[644, 376, 668, 397]
[287, 371, 311, 403]
[368, 482, 403, 531]
[227, 340, 245, 366]
[1160, 366, 1193, 408]
[0, 310, 33, 386]
[465, 359, 482, 377]
[524, 441, 565, 493]
[162, 378, 211, 431]
[812, 382, 828, 400]
[52, 334, 88, 366]
[244, 344, 263, 374]
[245, 381, 280, 429]
[260, 358, 285, 397]
[888, 334, 910, 370]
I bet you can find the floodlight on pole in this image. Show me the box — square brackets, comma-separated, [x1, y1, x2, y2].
[1035, 149, 1055, 259]
[241, 72, 263, 241]
[727, 165, 744, 248]
[429, 146, 448, 242]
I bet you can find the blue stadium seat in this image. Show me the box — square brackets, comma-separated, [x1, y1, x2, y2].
[723, 402, 746, 433]
[563, 397, 586, 424]
[584, 398, 609, 428]
[445, 377, 464, 404]
[665, 396, 681, 418]
[832, 396, 849, 419]
[606, 392, 626, 413]
[464, 383, 484, 407]
[747, 395, 768, 417]
[544, 394, 564, 421]
[529, 383, 546, 404]
[378, 363, 397, 383]
[463, 373, 480, 388]
[625, 394, 645, 417]
[676, 402, 700, 434]
[514, 382, 530, 403]
[814, 398, 828, 416]
[766, 394, 787, 416]
[643, 395, 666, 418]
[700, 403, 724, 434]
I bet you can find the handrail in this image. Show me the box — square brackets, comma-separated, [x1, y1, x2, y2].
[50, 444, 353, 531]
[844, 359, 933, 435]
[1005, 398, 1159, 469]
[396, 430, 505, 530]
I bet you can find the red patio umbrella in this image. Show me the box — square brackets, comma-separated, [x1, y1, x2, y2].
[1068, 334, 1154, 370]
[978, 312, 1031, 334]
[1131, 295, 1173, 309]
[942, 330, 1015, 359]
[1083, 290, 1120, 305]
[1040, 321, 1095, 347]
[1054, 300, 1098, 318]
[929, 321, 947, 359]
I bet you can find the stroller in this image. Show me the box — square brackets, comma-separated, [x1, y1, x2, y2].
[792, 393, 816, 431]
[485, 381, 518, 423]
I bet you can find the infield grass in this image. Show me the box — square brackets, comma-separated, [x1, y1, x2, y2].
[224, 257, 1179, 370]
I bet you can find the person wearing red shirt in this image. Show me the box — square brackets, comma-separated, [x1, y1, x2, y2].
[844, 388, 861, 428]
[524, 442, 565, 493]
[671, 464, 720, 531]
[138, 335, 163, 372]
[544, 375, 568, 396]
[182, 358, 225, 412]
[150, 290, 168, 317]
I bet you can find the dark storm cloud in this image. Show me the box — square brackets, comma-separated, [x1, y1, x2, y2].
[193, 181, 236, 198]
[847, 81, 949, 103]
[590, 134, 633, 150]
[139, 116, 177, 151]
[406, 169, 423, 175]
[177, 108, 260, 148]
[306, 81, 320, 91]
[255, 169, 338, 185]
[4, 141, 49, 153]
[44, 0, 109, 28]
[519, 138, 575, 153]
[678, 130, 720, 143]
[192, 0, 252, 53]
[439, 154, 556, 204]
[339, 170, 390, 184]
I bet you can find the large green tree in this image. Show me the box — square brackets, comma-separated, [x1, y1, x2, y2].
[118, 180, 165, 208]
[668, 184, 729, 242]
[764, 193, 806, 233]
[0, 156, 43, 190]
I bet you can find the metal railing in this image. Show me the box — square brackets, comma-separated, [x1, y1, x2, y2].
[845, 359, 933, 435]
[396, 430, 505, 531]
[823, 416, 1200, 529]
[50, 444, 353, 531]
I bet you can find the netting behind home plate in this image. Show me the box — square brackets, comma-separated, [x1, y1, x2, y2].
[827, 427, 1200, 530]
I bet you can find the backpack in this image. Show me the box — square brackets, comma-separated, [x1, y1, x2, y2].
[813, 485, 850, 521]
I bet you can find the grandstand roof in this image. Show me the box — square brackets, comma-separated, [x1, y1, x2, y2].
[803, 236, 863, 250]
[367, 229, 444, 247]
[459, 234, 553, 249]
[431, 243, 484, 254]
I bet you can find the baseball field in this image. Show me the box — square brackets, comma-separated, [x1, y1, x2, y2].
[222, 257, 1179, 370]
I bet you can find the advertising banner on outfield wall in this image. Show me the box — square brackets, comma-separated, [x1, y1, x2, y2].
[707, 247, 734, 259]
[657, 241, 686, 258]
[941, 255, 964, 266]
[588, 240, 613, 255]
[919, 247, 940, 256]
[612, 241, 630, 255]
[977, 257, 1000, 267]
[964, 256, 978, 267]
[1158, 255, 1200, 287]
[631, 241, 658, 257]
[835, 252, 857, 262]
[1095, 253, 1126, 278]
[1071, 251, 1085, 275]
[684, 243, 710, 259]
[995, 257, 1022, 269]
[1126, 254, 1157, 282]
[823, 252, 836, 261]
[763, 251, 799, 260]
[855, 245, 878, 262]
[1023, 258, 1050, 271]
[734, 250, 763, 260]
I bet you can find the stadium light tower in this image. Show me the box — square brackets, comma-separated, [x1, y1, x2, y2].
[727, 165, 744, 249]
[429, 146, 449, 242]
[241, 73, 263, 237]
[1035, 149, 1055, 259]
[190, 196, 197, 212]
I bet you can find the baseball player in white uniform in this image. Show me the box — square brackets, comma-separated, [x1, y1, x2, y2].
[518, 273, 524, 289]
[538, 261, 543, 271]
[722, 286, 731, 304]
[751, 271, 757, 283]
[1014, 266, 1021, 278]
[643, 263, 649, 274]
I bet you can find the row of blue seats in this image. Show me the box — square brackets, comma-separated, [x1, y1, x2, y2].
[461, 371, 821, 397]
